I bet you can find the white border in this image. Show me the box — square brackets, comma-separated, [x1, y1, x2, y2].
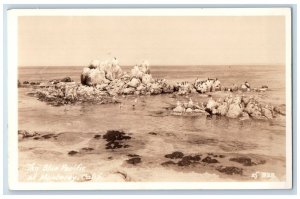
[7, 8, 292, 190]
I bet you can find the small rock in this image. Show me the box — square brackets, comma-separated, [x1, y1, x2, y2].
[61, 77, 73, 82]
[262, 107, 273, 119]
[127, 154, 140, 157]
[103, 130, 131, 142]
[217, 166, 243, 175]
[68, 150, 79, 156]
[239, 112, 250, 121]
[178, 156, 192, 166]
[202, 156, 219, 163]
[274, 104, 286, 116]
[165, 151, 184, 159]
[94, 134, 101, 139]
[41, 134, 55, 139]
[126, 157, 141, 165]
[186, 108, 193, 113]
[81, 147, 94, 151]
[229, 157, 253, 166]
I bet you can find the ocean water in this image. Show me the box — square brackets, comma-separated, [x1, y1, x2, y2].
[17, 65, 287, 182]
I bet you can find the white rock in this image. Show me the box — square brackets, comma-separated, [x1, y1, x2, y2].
[226, 103, 243, 118]
[128, 78, 141, 88]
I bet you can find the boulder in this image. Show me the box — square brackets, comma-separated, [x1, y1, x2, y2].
[161, 81, 175, 94]
[186, 108, 193, 113]
[150, 83, 162, 95]
[131, 65, 144, 79]
[212, 79, 221, 91]
[142, 74, 154, 85]
[231, 84, 239, 92]
[89, 59, 100, 69]
[173, 105, 185, 113]
[122, 87, 135, 95]
[273, 104, 286, 116]
[178, 82, 193, 95]
[206, 97, 218, 110]
[187, 99, 194, 109]
[138, 60, 150, 74]
[18, 130, 39, 138]
[261, 106, 273, 119]
[194, 79, 208, 93]
[241, 96, 252, 106]
[128, 78, 141, 88]
[81, 67, 109, 86]
[239, 112, 250, 121]
[240, 84, 248, 91]
[226, 103, 243, 118]
[217, 103, 229, 116]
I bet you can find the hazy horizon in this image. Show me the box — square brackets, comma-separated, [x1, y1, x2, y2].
[19, 16, 285, 67]
[18, 64, 285, 68]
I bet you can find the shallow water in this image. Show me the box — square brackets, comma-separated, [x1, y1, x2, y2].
[18, 65, 287, 182]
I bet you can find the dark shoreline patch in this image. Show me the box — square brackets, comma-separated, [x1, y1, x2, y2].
[165, 151, 184, 159]
[68, 150, 79, 156]
[229, 157, 266, 166]
[202, 156, 219, 164]
[103, 130, 132, 150]
[126, 157, 141, 165]
[216, 166, 243, 175]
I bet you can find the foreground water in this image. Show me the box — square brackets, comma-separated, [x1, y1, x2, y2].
[18, 65, 286, 182]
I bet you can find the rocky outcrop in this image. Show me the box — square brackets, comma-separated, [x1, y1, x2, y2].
[25, 58, 274, 107]
[172, 94, 283, 120]
[33, 82, 117, 106]
[81, 58, 123, 86]
[172, 99, 205, 115]
[194, 78, 221, 93]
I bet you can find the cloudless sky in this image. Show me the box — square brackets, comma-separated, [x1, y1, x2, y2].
[18, 16, 285, 66]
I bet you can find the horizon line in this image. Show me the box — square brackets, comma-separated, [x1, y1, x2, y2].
[18, 64, 285, 68]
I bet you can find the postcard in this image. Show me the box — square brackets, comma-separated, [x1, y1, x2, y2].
[7, 8, 292, 190]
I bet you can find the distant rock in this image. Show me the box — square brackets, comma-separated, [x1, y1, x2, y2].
[194, 78, 221, 93]
[61, 77, 73, 82]
[18, 130, 39, 139]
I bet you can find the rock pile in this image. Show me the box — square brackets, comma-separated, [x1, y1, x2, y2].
[34, 81, 117, 106]
[203, 95, 284, 120]
[194, 78, 221, 93]
[22, 58, 274, 107]
[172, 94, 285, 120]
[172, 98, 206, 114]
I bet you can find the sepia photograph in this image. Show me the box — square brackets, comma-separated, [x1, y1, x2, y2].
[8, 8, 292, 190]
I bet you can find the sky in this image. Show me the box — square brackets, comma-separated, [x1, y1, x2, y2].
[18, 16, 286, 66]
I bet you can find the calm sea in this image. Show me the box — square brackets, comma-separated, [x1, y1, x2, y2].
[18, 65, 287, 180]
